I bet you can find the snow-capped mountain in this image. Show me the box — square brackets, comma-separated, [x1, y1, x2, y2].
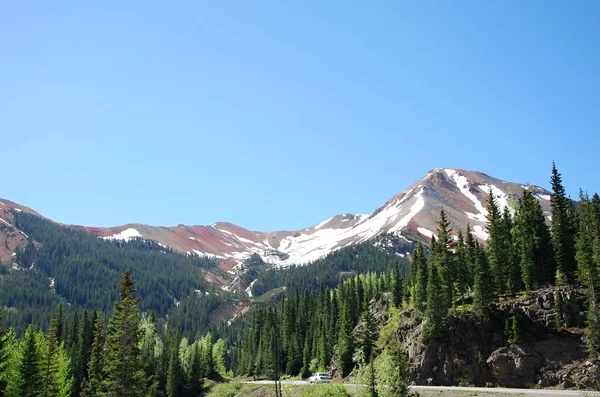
[0, 168, 552, 270]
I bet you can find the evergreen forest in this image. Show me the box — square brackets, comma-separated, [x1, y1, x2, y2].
[1, 163, 600, 396]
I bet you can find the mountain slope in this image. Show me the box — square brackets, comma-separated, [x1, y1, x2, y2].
[0, 168, 551, 271]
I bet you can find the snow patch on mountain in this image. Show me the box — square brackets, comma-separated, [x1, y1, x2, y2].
[472, 225, 489, 240]
[245, 279, 257, 297]
[479, 184, 510, 212]
[103, 228, 142, 241]
[193, 249, 218, 258]
[314, 217, 333, 230]
[445, 169, 488, 222]
[269, 187, 425, 266]
[417, 227, 435, 239]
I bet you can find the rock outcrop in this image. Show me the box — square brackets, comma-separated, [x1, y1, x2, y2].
[393, 286, 598, 389]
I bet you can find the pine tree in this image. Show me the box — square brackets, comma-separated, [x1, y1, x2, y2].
[212, 338, 227, 378]
[575, 192, 600, 356]
[0, 310, 8, 396]
[486, 190, 506, 295]
[356, 308, 377, 366]
[432, 208, 454, 308]
[502, 207, 520, 294]
[454, 230, 468, 303]
[337, 301, 354, 377]
[392, 264, 403, 308]
[55, 304, 65, 346]
[185, 343, 202, 397]
[80, 311, 104, 397]
[473, 243, 494, 317]
[18, 326, 42, 397]
[367, 357, 378, 397]
[412, 243, 428, 311]
[300, 332, 312, 379]
[72, 309, 93, 397]
[551, 162, 576, 283]
[375, 340, 409, 397]
[423, 259, 445, 339]
[102, 270, 154, 397]
[166, 344, 182, 397]
[514, 188, 554, 289]
[40, 318, 60, 397]
[465, 224, 477, 290]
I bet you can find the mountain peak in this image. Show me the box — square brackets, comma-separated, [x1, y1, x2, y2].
[0, 169, 551, 271]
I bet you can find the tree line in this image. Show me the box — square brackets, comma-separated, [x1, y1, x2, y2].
[229, 163, 600, 386]
[0, 271, 227, 397]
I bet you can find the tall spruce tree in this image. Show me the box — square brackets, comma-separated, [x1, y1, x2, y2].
[432, 208, 454, 308]
[80, 311, 105, 397]
[40, 318, 60, 397]
[575, 192, 600, 356]
[454, 230, 468, 303]
[465, 224, 477, 290]
[412, 243, 428, 311]
[551, 162, 576, 283]
[356, 308, 378, 365]
[486, 190, 505, 295]
[513, 188, 554, 289]
[392, 264, 404, 308]
[423, 258, 445, 339]
[18, 326, 42, 397]
[337, 301, 354, 377]
[0, 310, 7, 396]
[502, 207, 520, 294]
[473, 243, 494, 317]
[102, 270, 154, 397]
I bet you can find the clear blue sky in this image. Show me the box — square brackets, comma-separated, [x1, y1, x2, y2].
[2, 1, 599, 231]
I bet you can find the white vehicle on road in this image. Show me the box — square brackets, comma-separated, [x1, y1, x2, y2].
[308, 372, 332, 383]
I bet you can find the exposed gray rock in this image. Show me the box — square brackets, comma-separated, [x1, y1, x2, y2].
[487, 344, 542, 387]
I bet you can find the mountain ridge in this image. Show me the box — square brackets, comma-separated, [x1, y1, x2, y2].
[0, 168, 552, 270]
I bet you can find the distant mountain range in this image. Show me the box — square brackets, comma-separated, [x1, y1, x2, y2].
[0, 168, 552, 273]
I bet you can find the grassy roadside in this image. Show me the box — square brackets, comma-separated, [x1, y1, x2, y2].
[204, 382, 532, 397]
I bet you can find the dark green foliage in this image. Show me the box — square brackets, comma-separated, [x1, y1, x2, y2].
[367, 358, 378, 397]
[502, 207, 521, 294]
[412, 242, 428, 311]
[166, 335, 183, 397]
[80, 311, 105, 397]
[6, 211, 218, 336]
[431, 208, 454, 308]
[550, 163, 576, 283]
[356, 308, 378, 366]
[505, 313, 523, 344]
[486, 191, 506, 295]
[513, 188, 555, 289]
[337, 301, 354, 377]
[0, 310, 7, 395]
[185, 343, 202, 397]
[423, 257, 445, 339]
[101, 271, 155, 397]
[575, 192, 600, 357]
[392, 264, 404, 308]
[473, 243, 494, 317]
[18, 326, 42, 397]
[252, 240, 409, 296]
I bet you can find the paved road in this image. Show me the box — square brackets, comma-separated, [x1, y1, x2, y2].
[243, 380, 586, 396]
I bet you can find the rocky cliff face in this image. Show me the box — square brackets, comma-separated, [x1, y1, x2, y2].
[370, 286, 598, 389]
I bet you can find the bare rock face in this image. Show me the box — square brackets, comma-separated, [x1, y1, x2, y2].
[487, 345, 543, 387]
[397, 286, 598, 389]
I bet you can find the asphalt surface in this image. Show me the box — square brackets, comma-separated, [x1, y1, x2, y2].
[243, 380, 587, 396]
